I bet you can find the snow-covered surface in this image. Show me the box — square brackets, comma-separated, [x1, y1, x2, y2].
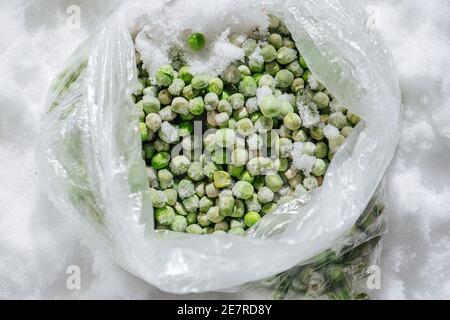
[0, 0, 449, 299]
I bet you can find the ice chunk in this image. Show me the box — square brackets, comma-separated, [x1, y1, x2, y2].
[159, 122, 178, 144]
[324, 124, 340, 140]
[296, 90, 320, 128]
[292, 154, 316, 175]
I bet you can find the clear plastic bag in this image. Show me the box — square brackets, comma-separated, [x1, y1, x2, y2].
[38, 0, 401, 298]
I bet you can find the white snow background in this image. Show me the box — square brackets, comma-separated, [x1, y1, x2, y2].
[0, 0, 449, 299]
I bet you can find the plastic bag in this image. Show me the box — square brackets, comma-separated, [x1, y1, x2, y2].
[38, 0, 400, 298]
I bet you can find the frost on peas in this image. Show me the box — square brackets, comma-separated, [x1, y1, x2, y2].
[243, 39, 258, 57]
[215, 112, 230, 127]
[277, 138, 293, 158]
[168, 78, 185, 96]
[231, 148, 248, 167]
[232, 181, 254, 200]
[312, 159, 327, 177]
[239, 76, 258, 98]
[208, 77, 224, 96]
[199, 196, 214, 213]
[292, 129, 307, 142]
[170, 155, 190, 176]
[233, 107, 248, 121]
[217, 99, 233, 115]
[303, 142, 317, 156]
[329, 135, 346, 153]
[206, 206, 224, 223]
[156, 65, 174, 87]
[205, 182, 219, 198]
[159, 105, 177, 122]
[197, 213, 211, 227]
[142, 95, 161, 114]
[158, 121, 178, 144]
[178, 179, 195, 200]
[178, 121, 193, 137]
[155, 206, 175, 226]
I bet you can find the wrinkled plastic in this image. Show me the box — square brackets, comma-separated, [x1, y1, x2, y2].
[38, 0, 400, 298]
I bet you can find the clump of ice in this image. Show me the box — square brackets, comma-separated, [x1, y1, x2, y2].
[159, 121, 178, 144]
[324, 124, 340, 140]
[296, 92, 320, 128]
[130, 0, 270, 79]
[292, 154, 316, 176]
[256, 86, 273, 105]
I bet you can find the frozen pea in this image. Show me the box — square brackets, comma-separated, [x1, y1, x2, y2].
[183, 194, 200, 213]
[231, 149, 248, 166]
[171, 215, 187, 232]
[170, 155, 190, 176]
[188, 32, 206, 51]
[313, 92, 330, 109]
[178, 121, 194, 137]
[155, 64, 174, 87]
[261, 45, 277, 62]
[182, 85, 200, 100]
[228, 227, 246, 236]
[329, 135, 346, 153]
[274, 158, 289, 172]
[158, 89, 173, 105]
[199, 197, 214, 213]
[259, 96, 281, 118]
[341, 126, 354, 137]
[238, 65, 252, 76]
[150, 188, 166, 208]
[218, 99, 233, 115]
[159, 105, 177, 122]
[312, 159, 326, 177]
[287, 61, 304, 78]
[213, 230, 227, 236]
[145, 113, 162, 132]
[191, 75, 210, 90]
[168, 78, 185, 96]
[275, 69, 294, 89]
[283, 112, 302, 131]
[215, 221, 230, 232]
[257, 187, 275, 204]
[163, 189, 178, 206]
[186, 224, 203, 234]
[219, 195, 235, 216]
[195, 181, 206, 198]
[291, 78, 305, 93]
[186, 162, 204, 182]
[222, 65, 241, 84]
[244, 211, 261, 228]
[243, 39, 258, 57]
[239, 76, 257, 98]
[245, 194, 262, 213]
[292, 130, 307, 142]
[151, 152, 170, 170]
[155, 206, 175, 226]
[265, 174, 283, 192]
[208, 77, 224, 96]
[303, 142, 316, 156]
[231, 199, 245, 218]
[142, 95, 161, 114]
[279, 100, 294, 117]
[207, 206, 224, 224]
[346, 112, 361, 126]
[233, 107, 248, 120]
[258, 74, 275, 88]
[229, 93, 245, 110]
[178, 179, 195, 199]
[215, 112, 230, 127]
[213, 171, 231, 189]
[261, 202, 278, 216]
[328, 112, 348, 129]
[310, 127, 325, 141]
[205, 182, 220, 198]
[203, 162, 219, 180]
[303, 176, 319, 190]
[265, 61, 281, 76]
[204, 92, 219, 111]
[268, 33, 283, 50]
[186, 211, 197, 224]
[188, 96, 205, 115]
[277, 47, 298, 65]
[140, 122, 149, 141]
[249, 56, 265, 73]
[197, 213, 211, 227]
[232, 181, 254, 200]
[179, 66, 193, 84]
[158, 169, 173, 189]
[240, 170, 254, 184]
[314, 142, 328, 159]
[215, 128, 235, 148]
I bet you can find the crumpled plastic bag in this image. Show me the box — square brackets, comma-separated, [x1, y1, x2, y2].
[38, 0, 401, 298]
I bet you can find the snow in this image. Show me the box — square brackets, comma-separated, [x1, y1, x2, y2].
[0, 0, 449, 299]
